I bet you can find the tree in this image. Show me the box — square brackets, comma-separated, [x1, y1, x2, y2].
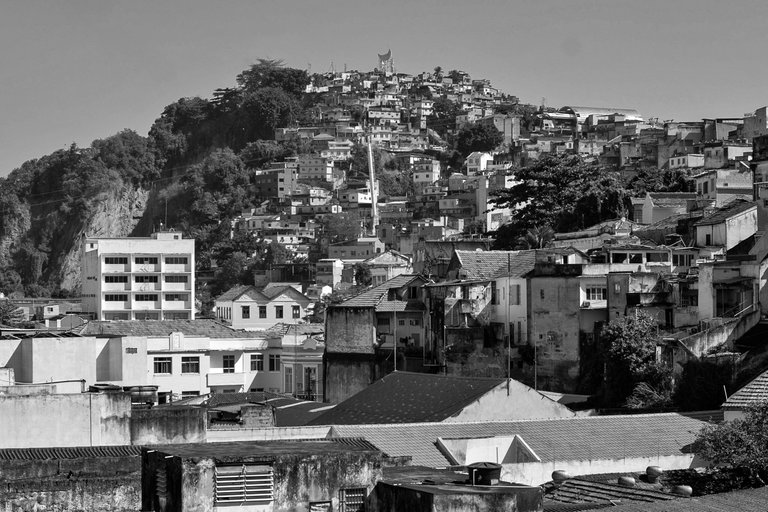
[320, 212, 362, 245]
[236, 59, 309, 97]
[91, 129, 159, 185]
[0, 299, 23, 326]
[515, 226, 554, 249]
[456, 123, 503, 156]
[597, 311, 672, 407]
[492, 155, 628, 249]
[627, 167, 693, 196]
[354, 263, 373, 287]
[693, 401, 768, 478]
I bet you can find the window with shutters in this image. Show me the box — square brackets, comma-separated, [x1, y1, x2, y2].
[214, 465, 273, 506]
[338, 487, 366, 512]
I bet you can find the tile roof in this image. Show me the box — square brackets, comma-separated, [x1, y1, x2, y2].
[216, 284, 255, 302]
[153, 438, 382, 460]
[596, 485, 768, 512]
[694, 200, 756, 227]
[78, 319, 260, 338]
[544, 478, 675, 508]
[647, 193, 696, 208]
[454, 250, 536, 280]
[723, 368, 768, 409]
[335, 274, 427, 309]
[0, 445, 141, 460]
[262, 323, 325, 338]
[190, 391, 329, 427]
[309, 372, 505, 425]
[329, 413, 705, 467]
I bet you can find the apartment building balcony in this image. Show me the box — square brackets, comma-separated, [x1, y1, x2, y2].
[162, 300, 192, 310]
[132, 282, 162, 292]
[207, 372, 246, 387]
[163, 263, 192, 273]
[102, 282, 130, 291]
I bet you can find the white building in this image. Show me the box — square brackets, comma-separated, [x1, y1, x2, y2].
[81, 232, 195, 321]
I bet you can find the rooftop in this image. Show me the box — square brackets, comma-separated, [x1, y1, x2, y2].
[334, 274, 427, 309]
[596, 485, 768, 512]
[309, 372, 512, 425]
[78, 319, 260, 338]
[152, 438, 382, 460]
[329, 413, 705, 467]
[723, 367, 768, 410]
[693, 200, 756, 227]
[453, 250, 536, 280]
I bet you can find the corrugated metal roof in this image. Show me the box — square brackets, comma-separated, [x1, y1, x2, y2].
[0, 445, 141, 460]
[330, 413, 705, 467]
[153, 438, 382, 460]
[594, 485, 768, 512]
[78, 319, 261, 338]
[545, 478, 675, 506]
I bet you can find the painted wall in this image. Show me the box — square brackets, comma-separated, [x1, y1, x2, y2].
[446, 382, 575, 423]
[131, 407, 207, 445]
[0, 393, 131, 448]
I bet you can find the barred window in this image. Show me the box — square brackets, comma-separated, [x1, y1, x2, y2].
[586, 287, 606, 301]
[181, 356, 199, 374]
[165, 257, 188, 265]
[339, 487, 366, 512]
[251, 354, 264, 371]
[135, 294, 158, 301]
[135, 275, 158, 283]
[164, 275, 188, 283]
[105, 294, 128, 301]
[214, 465, 273, 505]
[104, 257, 128, 264]
[153, 357, 172, 374]
[104, 275, 128, 283]
[135, 257, 158, 264]
[165, 294, 186, 302]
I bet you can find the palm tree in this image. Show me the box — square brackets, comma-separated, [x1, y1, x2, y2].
[515, 225, 555, 249]
[0, 300, 23, 327]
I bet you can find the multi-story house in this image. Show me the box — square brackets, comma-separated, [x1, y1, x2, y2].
[81, 232, 195, 321]
[214, 285, 312, 331]
[265, 323, 325, 400]
[327, 237, 385, 260]
[297, 155, 335, 182]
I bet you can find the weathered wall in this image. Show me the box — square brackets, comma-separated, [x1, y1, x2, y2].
[0, 455, 140, 512]
[325, 307, 377, 354]
[447, 382, 575, 423]
[130, 407, 206, 445]
[205, 425, 331, 443]
[0, 393, 131, 448]
[369, 483, 543, 512]
[324, 354, 375, 404]
[679, 310, 759, 359]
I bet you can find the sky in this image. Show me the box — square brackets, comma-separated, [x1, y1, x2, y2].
[1, 0, 768, 177]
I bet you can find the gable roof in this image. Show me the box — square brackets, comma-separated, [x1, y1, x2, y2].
[329, 413, 705, 467]
[309, 372, 506, 425]
[216, 285, 309, 304]
[78, 319, 259, 338]
[647, 192, 696, 208]
[453, 250, 536, 280]
[723, 368, 768, 410]
[693, 200, 756, 227]
[335, 274, 428, 309]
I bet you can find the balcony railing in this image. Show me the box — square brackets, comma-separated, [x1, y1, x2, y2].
[207, 372, 245, 387]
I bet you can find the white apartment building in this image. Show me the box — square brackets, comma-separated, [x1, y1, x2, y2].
[81, 232, 195, 321]
[297, 155, 335, 182]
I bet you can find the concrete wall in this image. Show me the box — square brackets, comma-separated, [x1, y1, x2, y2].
[131, 407, 206, 445]
[500, 454, 703, 486]
[370, 483, 543, 512]
[205, 425, 331, 443]
[0, 393, 131, 448]
[0, 454, 140, 511]
[324, 354, 375, 403]
[679, 310, 760, 358]
[325, 307, 377, 354]
[446, 382, 575, 423]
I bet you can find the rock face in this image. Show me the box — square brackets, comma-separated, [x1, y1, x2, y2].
[58, 186, 149, 291]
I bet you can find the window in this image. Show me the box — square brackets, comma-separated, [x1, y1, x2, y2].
[705, 234, 712, 245]
[242, 306, 251, 319]
[134, 275, 158, 283]
[105, 294, 128, 301]
[284, 366, 293, 394]
[410, 318, 421, 326]
[181, 356, 200, 374]
[269, 354, 281, 372]
[586, 287, 607, 301]
[509, 284, 521, 306]
[259, 306, 267, 318]
[292, 305, 301, 319]
[125, 347, 138, 354]
[491, 282, 498, 305]
[181, 391, 200, 398]
[214, 465, 273, 506]
[275, 306, 284, 319]
[153, 357, 172, 374]
[165, 257, 188, 265]
[339, 487, 366, 512]
[104, 257, 128, 265]
[135, 294, 158, 301]
[251, 354, 264, 371]
[104, 275, 128, 283]
[540, 289, 545, 300]
[223, 355, 235, 374]
[398, 319, 405, 326]
[165, 293, 185, 302]
[165, 275, 188, 283]
[135, 257, 158, 265]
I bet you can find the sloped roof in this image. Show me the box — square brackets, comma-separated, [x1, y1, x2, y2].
[204, 391, 328, 427]
[599, 485, 768, 512]
[309, 372, 505, 425]
[263, 323, 324, 338]
[723, 368, 768, 410]
[330, 413, 704, 467]
[154, 438, 382, 460]
[362, 249, 411, 266]
[335, 274, 427, 309]
[216, 285, 263, 302]
[453, 250, 536, 280]
[544, 477, 675, 508]
[647, 192, 696, 208]
[693, 200, 756, 227]
[78, 319, 259, 338]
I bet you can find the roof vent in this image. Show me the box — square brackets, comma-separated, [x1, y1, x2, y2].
[618, 476, 636, 488]
[467, 462, 502, 486]
[646, 466, 663, 483]
[552, 470, 570, 484]
[672, 485, 693, 497]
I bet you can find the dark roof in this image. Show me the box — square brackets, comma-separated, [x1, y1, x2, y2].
[723, 368, 768, 409]
[309, 372, 506, 425]
[336, 274, 427, 309]
[262, 323, 324, 338]
[193, 392, 329, 427]
[215, 284, 309, 303]
[597, 485, 768, 512]
[0, 445, 141, 460]
[216, 284, 254, 302]
[694, 200, 756, 227]
[78, 319, 259, 338]
[648, 193, 696, 208]
[152, 438, 382, 460]
[544, 478, 675, 509]
[330, 413, 705, 467]
[453, 250, 536, 280]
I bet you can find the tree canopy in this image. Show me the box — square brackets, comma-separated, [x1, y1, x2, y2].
[456, 123, 504, 156]
[492, 155, 629, 249]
